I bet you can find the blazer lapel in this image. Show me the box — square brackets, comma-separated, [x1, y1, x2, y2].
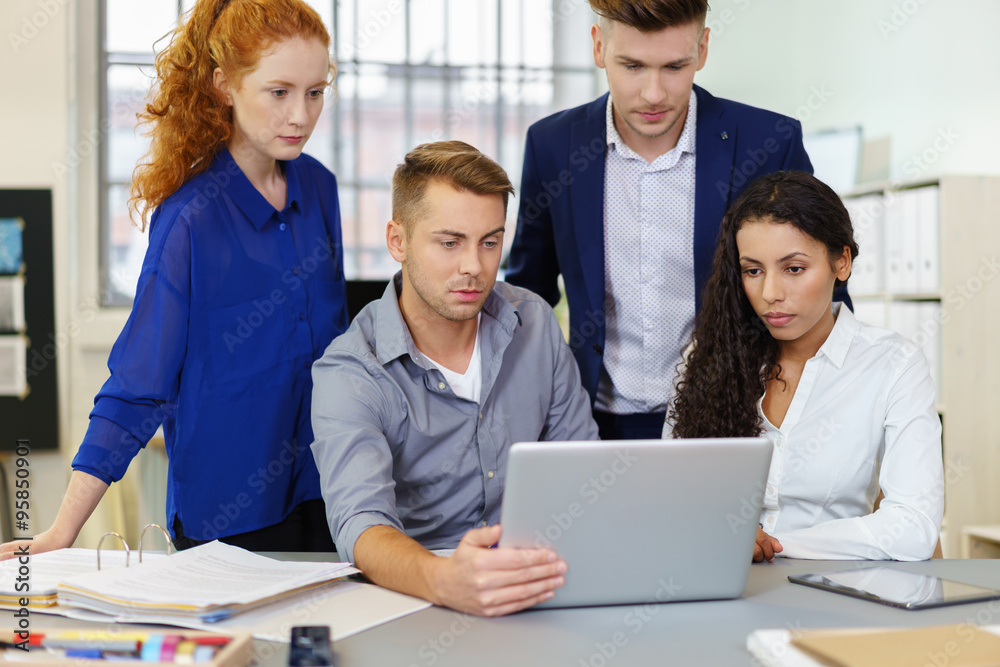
[569, 94, 610, 315]
[693, 85, 737, 312]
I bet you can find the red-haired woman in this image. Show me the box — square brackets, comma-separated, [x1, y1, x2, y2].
[2, 0, 348, 556]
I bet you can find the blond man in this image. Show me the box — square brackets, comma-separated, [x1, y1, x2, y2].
[310, 141, 598, 616]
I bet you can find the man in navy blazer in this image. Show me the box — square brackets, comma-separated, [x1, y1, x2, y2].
[507, 0, 835, 440]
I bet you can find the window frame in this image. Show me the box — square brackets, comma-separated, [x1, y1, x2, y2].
[97, 0, 597, 304]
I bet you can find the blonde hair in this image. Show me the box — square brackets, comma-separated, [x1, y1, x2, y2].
[391, 141, 514, 235]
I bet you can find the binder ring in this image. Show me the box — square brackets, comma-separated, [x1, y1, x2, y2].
[96, 532, 130, 571]
[138, 523, 176, 562]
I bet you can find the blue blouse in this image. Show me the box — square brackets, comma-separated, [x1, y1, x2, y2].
[72, 149, 349, 541]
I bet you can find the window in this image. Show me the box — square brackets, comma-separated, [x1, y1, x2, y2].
[100, 0, 597, 304]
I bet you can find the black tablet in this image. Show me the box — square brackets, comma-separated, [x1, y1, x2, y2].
[788, 566, 1000, 610]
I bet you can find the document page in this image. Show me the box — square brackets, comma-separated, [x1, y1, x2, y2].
[59, 541, 357, 607]
[0, 548, 159, 597]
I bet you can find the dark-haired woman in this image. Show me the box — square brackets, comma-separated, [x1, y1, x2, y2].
[665, 171, 942, 562]
[0, 0, 347, 558]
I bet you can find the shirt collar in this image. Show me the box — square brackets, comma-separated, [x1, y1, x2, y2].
[374, 272, 521, 368]
[815, 301, 858, 369]
[605, 91, 698, 162]
[211, 148, 301, 231]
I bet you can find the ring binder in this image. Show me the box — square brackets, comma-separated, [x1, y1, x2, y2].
[96, 532, 129, 571]
[97, 523, 175, 569]
[138, 523, 176, 563]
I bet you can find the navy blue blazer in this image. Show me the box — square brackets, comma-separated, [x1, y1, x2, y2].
[507, 85, 844, 405]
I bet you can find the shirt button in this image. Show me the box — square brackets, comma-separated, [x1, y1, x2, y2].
[299, 312, 306, 321]
[279, 223, 287, 231]
[487, 471, 494, 479]
[304, 361, 310, 370]
[482, 521, 488, 527]
[438, 382, 446, 390]
[292, 266, 300, 275]
[479, 413, 483, 420]
[767, 485, 776, 495]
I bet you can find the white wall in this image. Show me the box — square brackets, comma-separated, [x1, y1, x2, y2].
[696, 0, 1000, 182]
[0, 0, 131, 548]
[0, 0, 74, 539]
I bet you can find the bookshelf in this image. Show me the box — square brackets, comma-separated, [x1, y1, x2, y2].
[842, 176, 1000, 558]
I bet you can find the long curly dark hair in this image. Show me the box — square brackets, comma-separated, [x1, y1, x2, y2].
[668, 171, 859, 438]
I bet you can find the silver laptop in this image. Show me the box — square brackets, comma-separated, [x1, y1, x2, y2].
[498, 437, 772, 609]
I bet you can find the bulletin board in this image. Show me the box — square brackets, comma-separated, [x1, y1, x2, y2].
[0, 190, 58, 452]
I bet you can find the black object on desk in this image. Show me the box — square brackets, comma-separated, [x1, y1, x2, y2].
[288, 626, 333, 666]
[789, 566, 1000, 610]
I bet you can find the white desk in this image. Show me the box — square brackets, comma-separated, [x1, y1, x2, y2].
[23, 558, 1000, 666]
[321, 558, 1000, 666]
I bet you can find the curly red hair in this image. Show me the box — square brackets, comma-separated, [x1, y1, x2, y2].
[129, 0, 334, 229]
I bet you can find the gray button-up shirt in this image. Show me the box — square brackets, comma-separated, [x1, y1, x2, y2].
[311, 274, 599, 562]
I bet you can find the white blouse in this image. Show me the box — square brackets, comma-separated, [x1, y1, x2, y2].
[667, 303, 944, 560]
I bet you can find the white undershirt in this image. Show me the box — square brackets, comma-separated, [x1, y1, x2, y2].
[423, 315, 482, 404]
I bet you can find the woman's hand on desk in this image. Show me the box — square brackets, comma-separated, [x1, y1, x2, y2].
[427, 524, 567, 617]
[0, 471, 109, 560]
[753, 527, 783, 563]
[0, 529, 72, 561]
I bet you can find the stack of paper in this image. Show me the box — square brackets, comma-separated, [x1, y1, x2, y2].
[57, 541, 358, 622]
[0, 548, 161, 609]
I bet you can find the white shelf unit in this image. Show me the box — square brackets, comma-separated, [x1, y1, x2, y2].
[842, 176, 1000, 558]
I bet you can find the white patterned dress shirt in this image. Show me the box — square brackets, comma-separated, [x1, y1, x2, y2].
[595, 93, 697, 414]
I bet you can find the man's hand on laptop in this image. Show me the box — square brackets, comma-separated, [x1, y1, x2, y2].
[427, 524, 567, 617]
[753, 526, 783, 563]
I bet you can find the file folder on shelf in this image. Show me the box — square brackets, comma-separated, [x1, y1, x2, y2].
[883, 192, 906, 293]
[845, 194, 885, 295]
[917, 185, 941, 293]
[899, 189, 921, 293]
